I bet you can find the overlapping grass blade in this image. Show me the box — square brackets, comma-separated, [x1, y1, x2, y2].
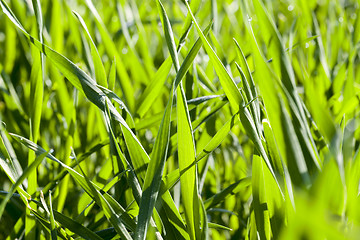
[0, 150, 47, 220]
[252, 154, 271, 239]
[135, 2, 179, 238]
[177, 84, 201, 239]
[73, 11, 107, 87]
[9, 133, 137, 233]
[136, 20, 211, 119]
[0, 0, 147, 175]
[85, 0, 134, 111]
[28, 0, 45, 237]
[204, 177, 251, 210]
[196, 113, 239, 162]
[53, 210, 103, 240]
[135, 94, 173, 240]
[185, 1, 281, 194]
[73, 148, 133, 239]
[251, 0, 321, 172]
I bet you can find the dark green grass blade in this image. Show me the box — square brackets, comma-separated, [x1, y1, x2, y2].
[135, 97, 173, 240]
[53, 210, 103, 240]
[72, 148, 133, 240]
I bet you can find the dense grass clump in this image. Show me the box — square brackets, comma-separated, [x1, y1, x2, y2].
[0, 0, 360, 239]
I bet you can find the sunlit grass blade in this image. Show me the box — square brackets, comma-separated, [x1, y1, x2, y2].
[252, 154, 271, 240]
[48, 191, 57, 240]
[85, 0, 134, 111]
[196, 113, 239, 162]
[73, 149, 133, 240]
[73, 10, 107, 87]
[279, 100, 311, 186]
[156, 0, 179, 71]
[233, 38, 260, 123]
[137, 21, 212, 120]
[0, 0, 146, 171]
[27, 0, 45, 237]
[185, 1, 242, 112]
[184, 1, 281, 194]
[135, 1, 196, 238]
[136, 58, 172, 118]
[135, 96, 173, 240]
[0, 150, 47, 220]
[177, 85, 201, 239]
[9, 133, 137, 232]
[252, 0, 321, 172]
[53, 210, 103, 240]
[204, 177, 251, 210]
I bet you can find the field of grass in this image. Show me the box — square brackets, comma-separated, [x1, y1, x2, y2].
[0, 0, 360, 239]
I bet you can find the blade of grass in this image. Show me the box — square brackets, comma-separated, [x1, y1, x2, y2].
[204, 177, 251, 210]
[252, 154, 271, 240]
[73, 11, 107, 87]
[177, 84, 201, 240]
[85, 0, 134, 111]
[9, 133, 137, 232]
[53, 210, 103, 240]
[48, 191, 57, 240]
[0, 150, 47, 220]
[27, 0, 45, 237]
[73, 149, 133, 240]
[0, 1, 147, 178]
[184, 1, 282, 195]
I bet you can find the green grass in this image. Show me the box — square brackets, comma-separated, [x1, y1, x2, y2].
[0, 0, 360, 239]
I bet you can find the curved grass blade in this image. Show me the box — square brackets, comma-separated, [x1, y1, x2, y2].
[208, 223, 232, 231]
[135, 96, 173, 240]
[204, 177, 251, 210]
[184, 1, 242, 111]
[73, 11, 107, 87]
[9, 133, 137, 232]
[252, 0, 321, 172]
[196, 113, 239, 162]
[0, 150, 47, 220]
[73, 149, 133, 240]
[136, 58, 172, 118]
[85, 0, 134, 111]
[136, 19, 212, 118]
[184, 2, 282, 194]
[156, 0, 179, 71]
[53, 210, 103, 240]
[0, 0, 147, 175]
